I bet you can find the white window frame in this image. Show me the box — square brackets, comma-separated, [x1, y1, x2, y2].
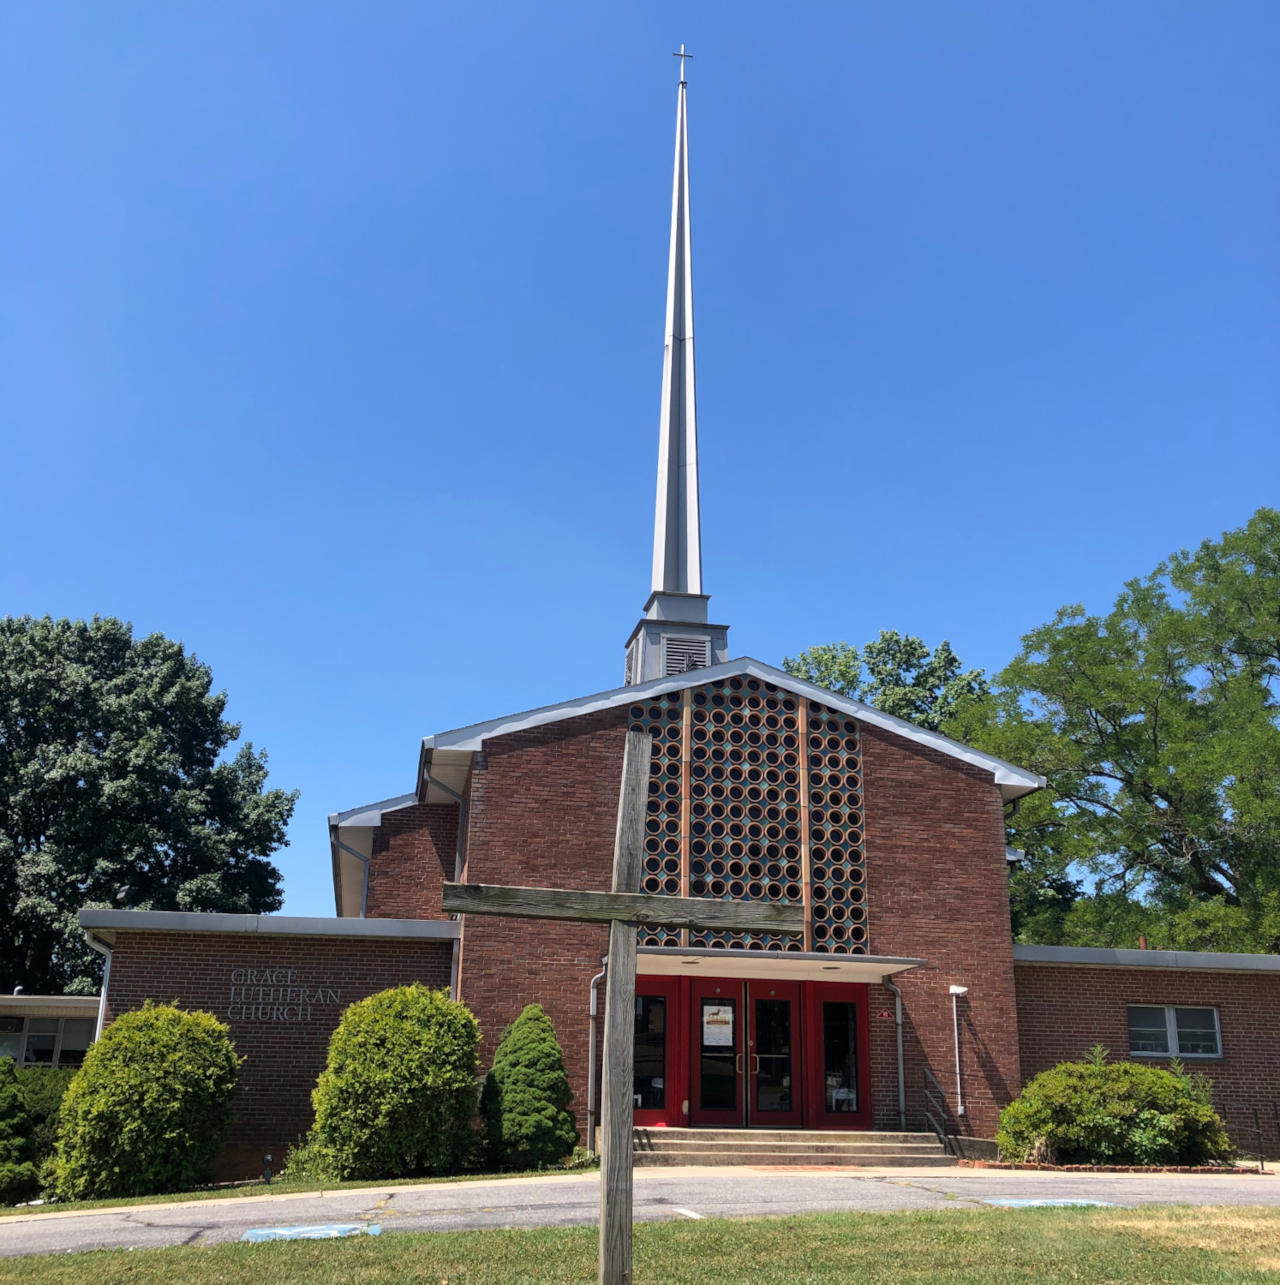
[0, 1016, 94, 1068]
[1126, 1004, 1222, 1060]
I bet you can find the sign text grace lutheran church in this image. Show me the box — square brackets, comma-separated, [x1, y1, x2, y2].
[80, 65, 1280, 1178]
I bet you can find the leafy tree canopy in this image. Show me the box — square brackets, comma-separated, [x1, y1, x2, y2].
[949, 508, 1280, 952]
[782, 631, 989, 732]
[0, 616, 297, 995]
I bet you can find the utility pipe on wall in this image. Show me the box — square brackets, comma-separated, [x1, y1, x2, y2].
[586, 958, 607, 1154]
[882, 977, 907, 1132]
[949, 985, 968, 1117]
[83, 930, 112, 1042]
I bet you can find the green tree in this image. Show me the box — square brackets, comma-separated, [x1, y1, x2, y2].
[0, 616, 297, 994]
[54, 1002, 240, 1199]
[309, 985, 480, 1181]
[782, 632, 989, 732]
[483, 1004, 577, 1170]
[954, 508, 1280, 951]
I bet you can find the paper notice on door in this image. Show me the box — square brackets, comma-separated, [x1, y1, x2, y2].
[702, 1004, 734, 1048]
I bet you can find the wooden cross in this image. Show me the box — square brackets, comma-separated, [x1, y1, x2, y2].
[442, 728, 804, 1285]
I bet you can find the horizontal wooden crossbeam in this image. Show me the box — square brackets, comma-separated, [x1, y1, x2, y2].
[442, 882, 804, 935]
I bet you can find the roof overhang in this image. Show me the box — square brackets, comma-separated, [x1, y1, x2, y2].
[327, 793, 417, 917]
[420, 657, 1044, 802]
[1013, 944, 1280, 975]
[79, 908, 460, 947]
[0, 994, 100, 1018]
[637, 946, 924, 984]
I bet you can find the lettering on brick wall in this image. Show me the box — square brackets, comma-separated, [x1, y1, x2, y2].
[226, 968, 342, 1023]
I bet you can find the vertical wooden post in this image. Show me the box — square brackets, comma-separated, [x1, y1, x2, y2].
[599, 729, 651, 1285]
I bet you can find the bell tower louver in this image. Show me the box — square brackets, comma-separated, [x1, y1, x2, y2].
[625, 48, 730, 686]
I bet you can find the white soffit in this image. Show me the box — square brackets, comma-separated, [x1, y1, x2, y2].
[638, 946, 924, 984]
[422, 657, 1045, 800]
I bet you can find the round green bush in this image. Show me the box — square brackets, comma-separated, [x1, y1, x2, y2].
[997, 1054, 1234, 1166]
[54, 1002, 240, 1199]
[483, 1003, 577, 1170]
[310, 984, 479, 1180]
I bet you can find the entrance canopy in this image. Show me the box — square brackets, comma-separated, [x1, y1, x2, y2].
[638, 946, 923, 984]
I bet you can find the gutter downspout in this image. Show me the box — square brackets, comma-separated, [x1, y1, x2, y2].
[422, 769, 469, 1002]
[587, 958, 607, 1153]
[882, 977, 907, 1132]
[334, 839, 372, 918]
[949, 985, 968, 1118]
[83, 930, 112, 1042]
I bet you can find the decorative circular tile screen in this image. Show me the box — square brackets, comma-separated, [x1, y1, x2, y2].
[628, 676, 867, 953]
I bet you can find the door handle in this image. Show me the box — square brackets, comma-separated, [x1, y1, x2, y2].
[751, 1054, 760, 1075]
[735, 1052, 744, 1076]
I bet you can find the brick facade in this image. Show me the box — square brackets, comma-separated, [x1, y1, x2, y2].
[454, 708, 628, 1135]
[861, 723, 1021, 1138]
[104, 930, 452, 1179]
[366, 802, 458, 919]
[1015, 961, 1280, 1156]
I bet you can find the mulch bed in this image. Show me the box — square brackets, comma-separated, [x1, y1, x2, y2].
[958, 1160, 1269, 1174]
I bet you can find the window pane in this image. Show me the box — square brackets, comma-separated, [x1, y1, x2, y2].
[1174, 1008, 1220, 1056]
[0, 1017, 22, 1033]
[1127, 1006, 1170, 1055]
[634, 996, 666, 1110]
[60, 1018, 95, 1051]
[0, 1031, 22, 1061]
[26, 1018, 59, 1035]
[822, 1001, 858, 1113]
[23, 1034, 55, 1065]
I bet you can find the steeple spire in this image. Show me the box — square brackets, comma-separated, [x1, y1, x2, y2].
[624, 52, 730, 686]
[652, 48, 701, 597]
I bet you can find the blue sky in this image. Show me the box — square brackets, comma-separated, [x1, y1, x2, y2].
[2, 3, 1276, 916]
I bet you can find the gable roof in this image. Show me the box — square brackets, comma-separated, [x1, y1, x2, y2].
[418, 656, 1044, 802]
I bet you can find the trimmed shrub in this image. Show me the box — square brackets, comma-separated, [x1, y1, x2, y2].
[997, 1051, 1234, 1166]
[54, 1002, 240, 1200]
[0, 1059, 38, 1204]
[309, 984, 479, 1181]
[483, 1004, 577, 1170]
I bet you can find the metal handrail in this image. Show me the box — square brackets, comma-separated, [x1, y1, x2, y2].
[922, 1066, 955, 1156]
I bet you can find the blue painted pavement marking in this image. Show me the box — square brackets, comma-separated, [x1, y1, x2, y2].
[241, 1223, 382, 1241]
[983, 1199, 1123, 1209]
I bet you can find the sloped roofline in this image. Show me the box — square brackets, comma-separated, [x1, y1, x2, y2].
[421, 656, 1044, 800]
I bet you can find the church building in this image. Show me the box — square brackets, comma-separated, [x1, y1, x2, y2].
[79, 65, 1280, 1178]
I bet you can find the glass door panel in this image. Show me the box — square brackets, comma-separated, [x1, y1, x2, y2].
[634, 977, 680, 1127]
[747, 981, 801, 1126]
[690, 980, 743, 1125]
[821, 1002, 859, 1115]
[802, 981, 871, 1129]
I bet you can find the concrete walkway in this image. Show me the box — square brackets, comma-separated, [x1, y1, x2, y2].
[1, 1165, 1276, 1259]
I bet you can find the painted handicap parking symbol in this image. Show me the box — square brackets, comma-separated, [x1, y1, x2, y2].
[241, 1222, 382, 1241]
[983, 1198, 1123, 1209]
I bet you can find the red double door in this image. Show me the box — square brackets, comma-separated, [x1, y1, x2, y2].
[633, 976, 871, 1130]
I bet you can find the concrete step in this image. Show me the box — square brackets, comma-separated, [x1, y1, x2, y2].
[631, 1127, 955, 1168]
[634, 1148, 957, 1168]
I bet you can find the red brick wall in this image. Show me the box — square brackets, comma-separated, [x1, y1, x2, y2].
[861, 724, 1021, 1138]
[105, 930, 452, 1179]
[1015, 961, 1280, 1155]
[456, 707, 628, 1137]
[366, 803, 458, 919]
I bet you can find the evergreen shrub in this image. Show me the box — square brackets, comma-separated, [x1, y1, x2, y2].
[483, 1004, 577, 1170]
[0, 1059, 38, 1204]
[997, 1048, 1235, 1166]
[54, 1002, 240, 1200]
[309, 985, 479, 1181]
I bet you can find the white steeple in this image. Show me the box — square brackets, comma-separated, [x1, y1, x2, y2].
[625, 49, 730, 686]
[651, 47, 701, 597]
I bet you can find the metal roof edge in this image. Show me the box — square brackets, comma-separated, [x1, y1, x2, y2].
[78, 908, 461, 942]
[423, 656, 1044, 796]
[1013, 943, 1280, 973]
[329, 793, 418, 828]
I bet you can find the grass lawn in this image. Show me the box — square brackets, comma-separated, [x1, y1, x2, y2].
[0, 1166, 588, 1218]
[3, 1206, 1280, 1283]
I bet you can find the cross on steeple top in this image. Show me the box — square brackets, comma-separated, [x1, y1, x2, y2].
[672, 44, 693, 83]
